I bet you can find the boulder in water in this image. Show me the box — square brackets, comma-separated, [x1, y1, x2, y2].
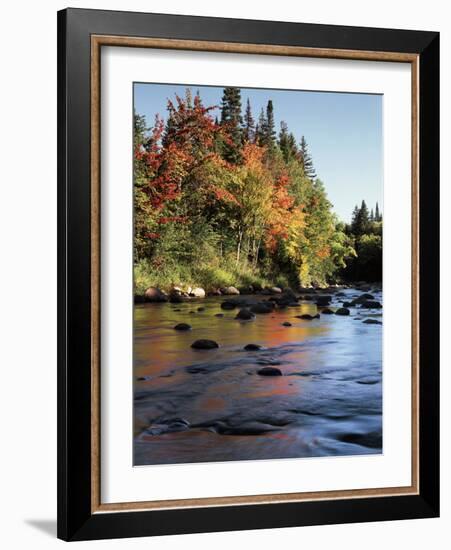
[244, 343, 263, 351]
[250, 302, 273, 314]
[221, 286, 240, 295]
[296, 313, 320, 320]
[360, 300, 382, 309]
[235, 308, 256, 321]
[144, 287, 168, 302]
[191, 339, 219, 349]
[174, 323, 192, 331]
[221, 300, 237, 310]
[335, 307, 350, 316]
[269, 286, 283, 294]
[257, 366, 282, 376]
[190, 287, 206, 298]
[315, 295, 332, 306]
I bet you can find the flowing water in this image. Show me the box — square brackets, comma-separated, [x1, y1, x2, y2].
[134, 288, 382, 465]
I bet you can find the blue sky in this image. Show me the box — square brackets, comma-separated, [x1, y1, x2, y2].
[134, 82, 382, 222]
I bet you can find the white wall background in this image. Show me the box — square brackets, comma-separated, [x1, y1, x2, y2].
[0, 0, 448, 548]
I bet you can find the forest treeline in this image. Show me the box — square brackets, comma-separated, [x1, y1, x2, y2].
[134, 87, 382, 293]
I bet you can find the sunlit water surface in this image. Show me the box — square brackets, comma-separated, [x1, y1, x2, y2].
[134, 289, 382, 465]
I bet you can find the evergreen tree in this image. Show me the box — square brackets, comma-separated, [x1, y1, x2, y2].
[370, 208, 374, 222]
[351, 205, 360, 230]
[278, 121, 290, 160]
[299, 136, 316, 179]
[351, 200, 370, 236]
[220, 87, 243, 163]
[279, 121, 298, 162]
[242, 98, 255, 142]
[375, 202, 381, 222]
[134, 111, 148, 149]
[162, 103, 176, 148]
[265, 100, 276, 147]
[255, 108, 267, 146]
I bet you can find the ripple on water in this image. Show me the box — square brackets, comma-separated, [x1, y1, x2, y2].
[134, 292, 382, 465]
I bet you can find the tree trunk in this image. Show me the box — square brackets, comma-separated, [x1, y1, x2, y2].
[236, 230, 243, 265]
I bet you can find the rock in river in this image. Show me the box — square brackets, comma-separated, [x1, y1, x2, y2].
[315, 295, 332, 306]
[268, 286, 283, 294]
[250, 302, 273, 314]
[296, 313, 320, 320]
[169, 294, 185, 303]
[363, 319, 382, 325]
[174, 323, 192, 331]
[282, 321, 292, 326]
[191, 339, 219, 349]
[221, 300, 237, 310]
[221, 286, 240, 295]
[360, 300, 382, 309]
[244, 343, 263, 351]
[321, 307, 334, 314]
[190, 287, 206, 298]
[335, 307, 350, 316]
[145, 418, 190, 436]
[257, 366, 283, 376]
[235, 308, 256, 321]
[144, 287, 168, 302]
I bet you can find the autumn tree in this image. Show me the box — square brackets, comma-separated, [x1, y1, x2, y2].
[133, 86, 366, 293]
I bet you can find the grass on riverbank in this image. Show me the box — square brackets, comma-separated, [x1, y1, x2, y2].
[134, 258, 292, 295]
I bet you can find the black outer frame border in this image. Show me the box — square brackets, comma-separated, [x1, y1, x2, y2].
[57, 8, 439, 542]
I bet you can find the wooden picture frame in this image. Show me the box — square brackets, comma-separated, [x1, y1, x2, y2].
[57, 7, 439, 541]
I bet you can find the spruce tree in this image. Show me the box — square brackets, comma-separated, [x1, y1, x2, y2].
[255, 108, 267, 146]
[278, 121, 290, 160]
[375, 202, 381, 222]
[279, 121, 298, 162]
[162, 104, 176, 148]
[265, 100, 276, 147]
[370, 208, 374, 222]
[220, 87, 243, 163]
[242, 98, 255, 142]
[351, 205, 360, 232]
[299, 136, 316, 179]
[357, 200, 370, 235]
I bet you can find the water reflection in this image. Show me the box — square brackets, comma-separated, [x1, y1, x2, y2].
[134, 289, 382, 465]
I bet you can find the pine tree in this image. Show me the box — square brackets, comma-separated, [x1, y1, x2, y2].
[299, 136, 316, 179]
[350, 201, 370, 236]
[370, 208, 374, 222]
[351, 204, 360, 231]
[242, 98, 255, 142]
[265, 100, 276, 147]
[220, 87, 243, 163]
[375, 202, 381, 222]
[255, 108, 267, 146]
[162, 103, 176, 148]
[279, 121, 298, 162]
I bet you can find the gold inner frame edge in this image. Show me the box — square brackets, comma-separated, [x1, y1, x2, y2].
[90, 35, 420, 514]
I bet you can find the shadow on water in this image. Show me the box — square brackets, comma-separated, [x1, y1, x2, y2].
[134, 288, 383, 465]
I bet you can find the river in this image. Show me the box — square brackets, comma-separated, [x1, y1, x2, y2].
[134, 287, 382, 466]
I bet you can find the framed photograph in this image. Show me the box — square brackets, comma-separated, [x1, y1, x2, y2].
[57, 8, 439, 541]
